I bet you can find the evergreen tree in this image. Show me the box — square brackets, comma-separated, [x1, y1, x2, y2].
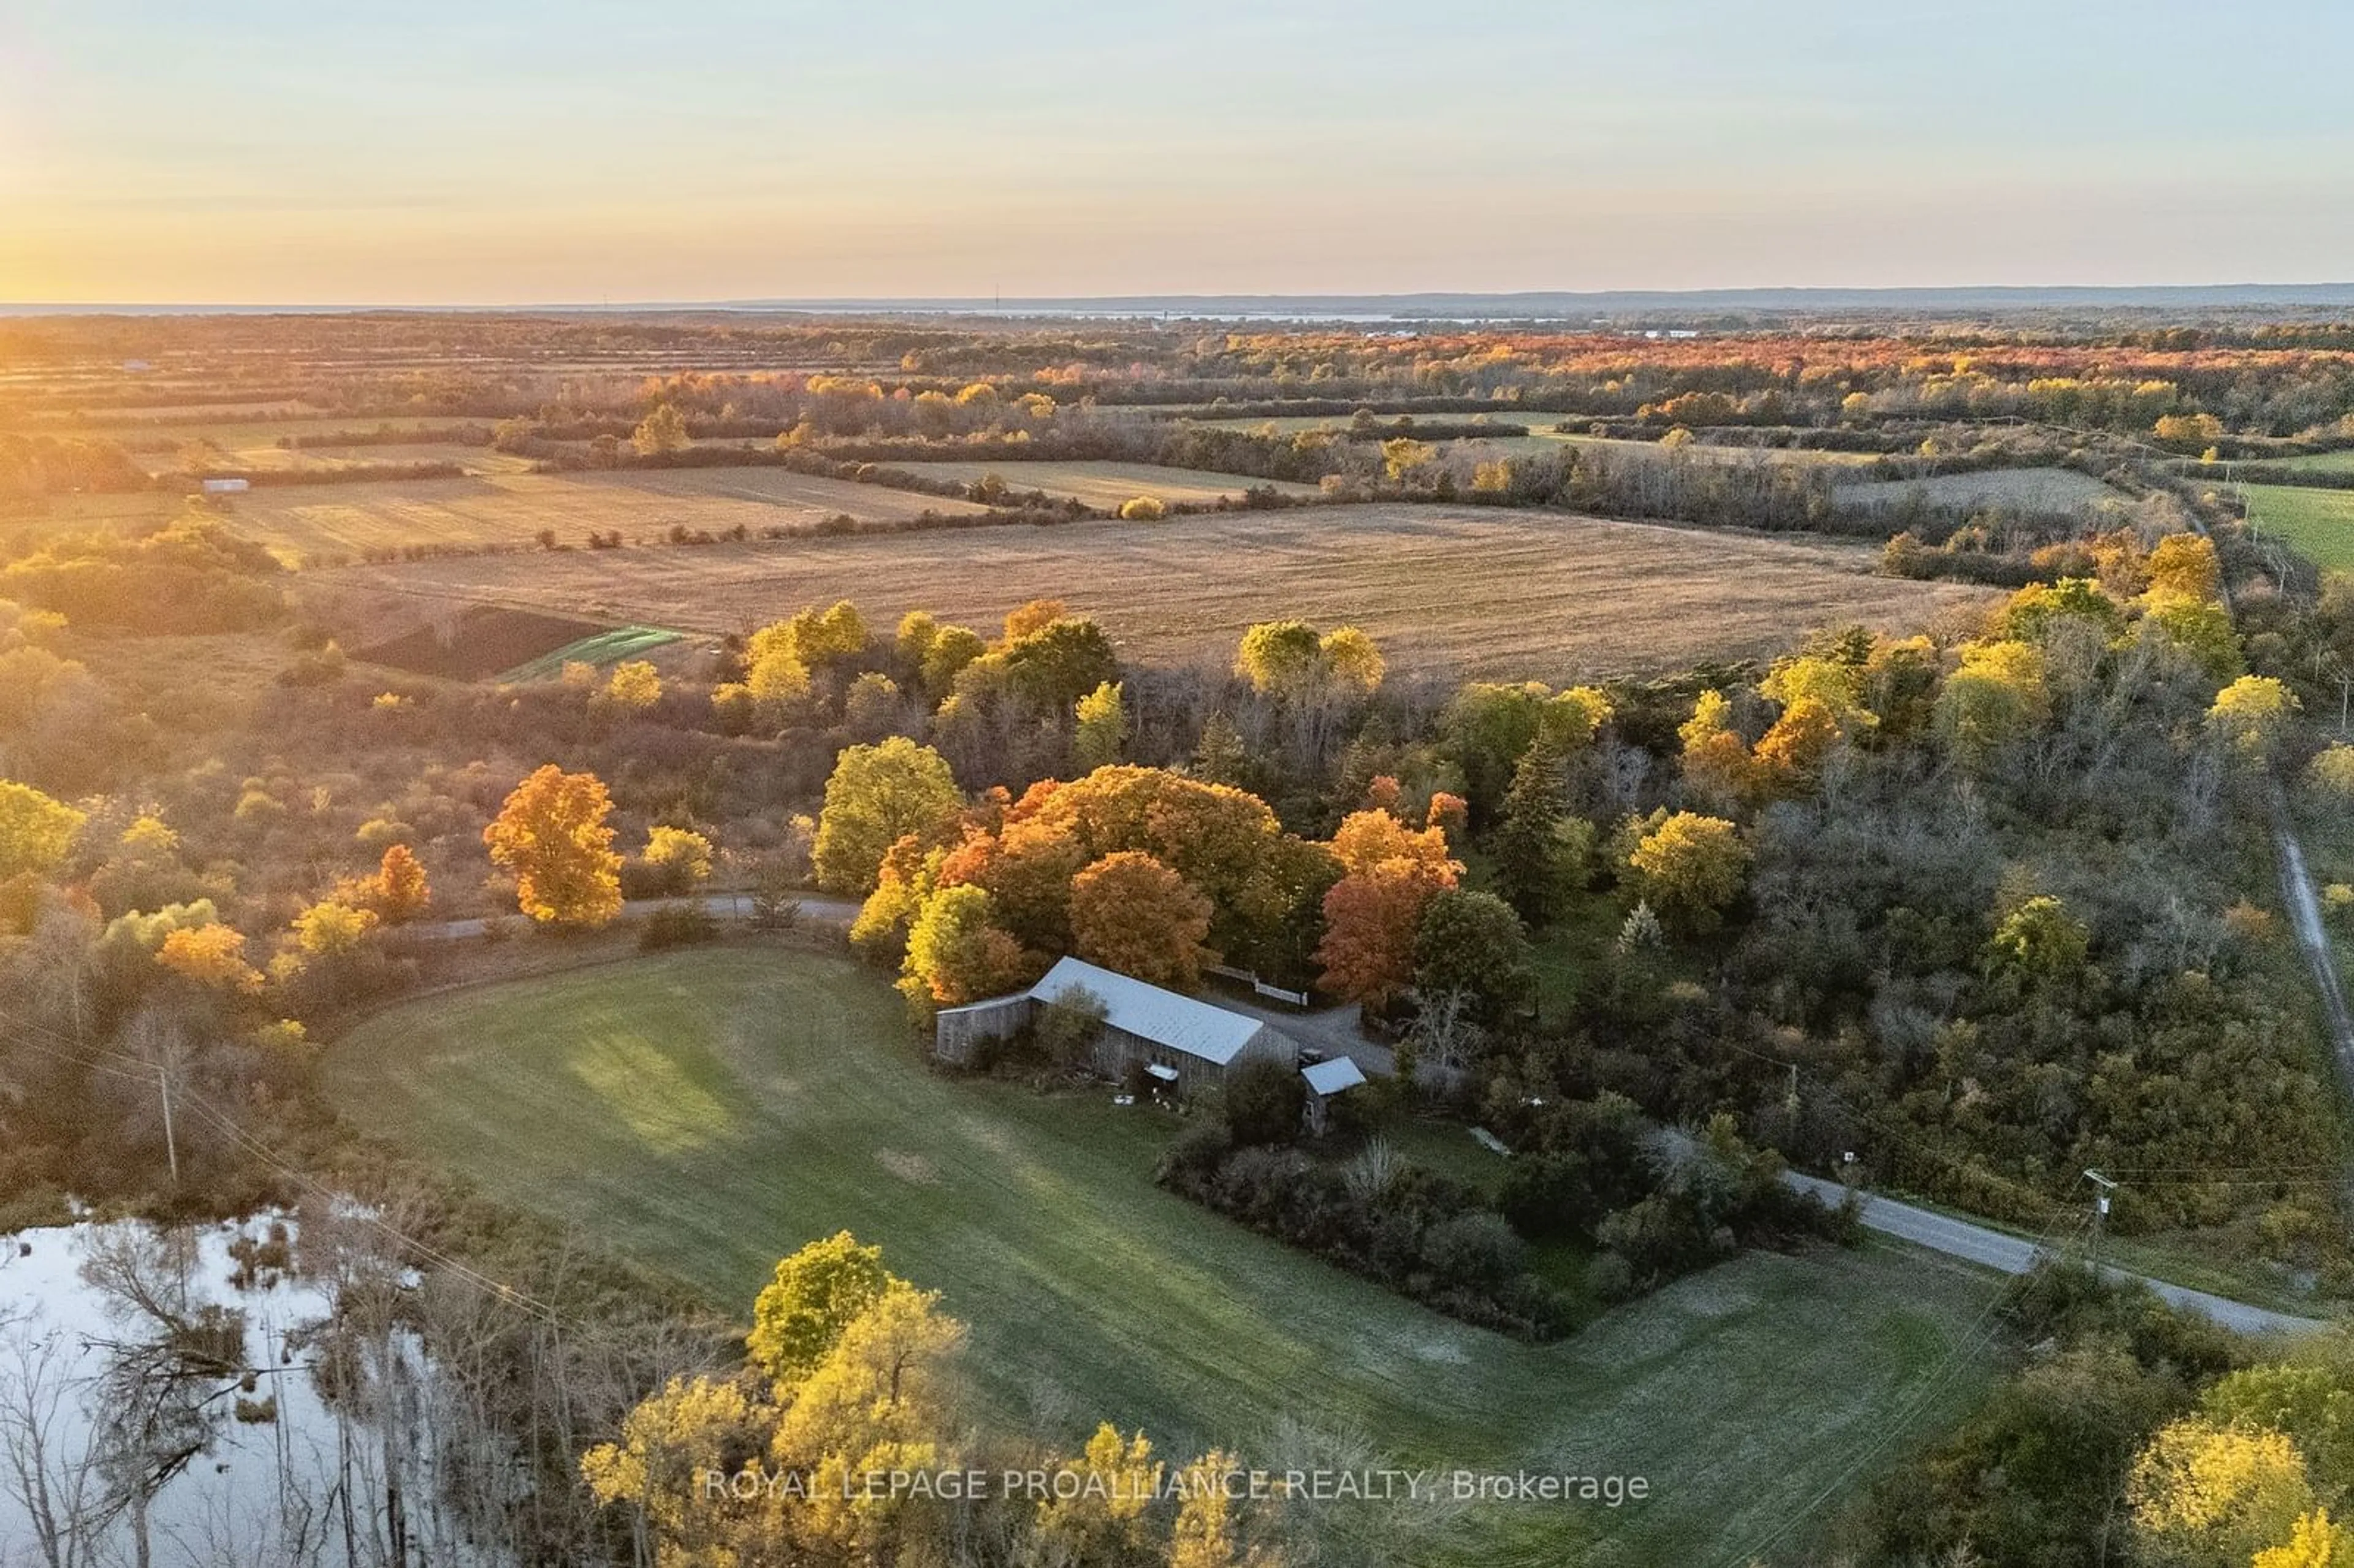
[1493, 726, 1572, 924]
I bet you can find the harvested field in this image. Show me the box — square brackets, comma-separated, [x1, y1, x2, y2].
[211, 467, 995, 565]
[353, 605, 612, 680]
[316, 503, 1997, 682]
[1833, 466, 2122, 513]
[887, 459, 1319, 507]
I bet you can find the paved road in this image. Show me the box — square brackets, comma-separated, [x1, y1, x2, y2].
[413, 890, 862, 941]
[1786, 1172, 2325, 1337]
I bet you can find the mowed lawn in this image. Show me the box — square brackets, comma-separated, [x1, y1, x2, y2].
[2248, 484, 2354, 569]
[317, 504, 1996, 682]
[221, 467, 993, 565]
[328, 948, 2003, 1564]
[888, 459, 1320, 508]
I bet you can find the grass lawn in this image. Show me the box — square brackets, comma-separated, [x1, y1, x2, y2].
[327, 948, 2004, 1564]
[2247, 484, 2354, 570]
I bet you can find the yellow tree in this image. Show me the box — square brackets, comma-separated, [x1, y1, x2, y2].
[643, 826, 714, 885]
[602, 660, 663, 711]
[1935, 640, 2050, 767]
[482, 764, 623, 926]
[813, 737, 964, 896]
[631, 403, 690, 456]
[1626, 812, 1750, 934]
[2130, 1418, 2316, 1566]
[157, 923, 262, 992]
[1073, 680, 1129, 772]
[0, 778, 85, 880]
[748, 1230, 897, 1391]
[291, 898, 378, 957]
[2209, 676, 2301, 766]
[1677, 690, 1756, 810]
[580, 1374, 776, 1566]
[1034, 1425, 1161, 1564]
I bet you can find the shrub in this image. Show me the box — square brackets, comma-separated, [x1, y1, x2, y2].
[1222, 1056, 1306, 1146]
[639, 902, 717, 951]
[1118, 495, 1167, 522]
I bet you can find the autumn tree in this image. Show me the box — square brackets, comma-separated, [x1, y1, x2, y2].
[482, 764, 624, 926]
[748, 1231, 897, 1390]
[1625, 812, 1750, 934]
[1677, 689, 1756, 810]
[898, 883, 1029, 1018]
[631, 403, 690, 457]
[1069, 850, 1214, 990]
[813, 737, 964, 896]
[601, 660, 662, 711]
[157, 922, 261, 991]
[1329, 808, 1458, 880]
[2130, 1418, 2317, 1566]
[1002, 598, 1067, 644]
[1316, 859, 1455, 1008]
[291, 897, 378, 957]
[1073, 680, 1128, 772]
[370, 843, 430, 922]
[2208, 676, 2300, 766]
[1935, 640, 2050, 767]
[2145, 533, 2223, 604]
[0, 778, 84, 880]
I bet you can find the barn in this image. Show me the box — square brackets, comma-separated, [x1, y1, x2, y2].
[934, 956, 1297, 1094]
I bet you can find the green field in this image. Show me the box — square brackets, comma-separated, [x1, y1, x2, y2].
[2248, 484, 2354, 569]
[327, 948, 2003, 1564]
[499, 625, 683, 682]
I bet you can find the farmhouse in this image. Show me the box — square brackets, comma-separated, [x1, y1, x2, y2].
[934, 956, 1296, 1094]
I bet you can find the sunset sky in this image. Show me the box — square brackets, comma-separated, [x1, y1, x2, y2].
[5, 0, 2351, 305]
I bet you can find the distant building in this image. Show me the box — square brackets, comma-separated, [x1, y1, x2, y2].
[121, 359, 152, 373]
[934, 956, 1296, 1094]
[200, 477, 251, 495]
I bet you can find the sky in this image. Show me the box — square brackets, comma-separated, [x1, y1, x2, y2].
[4, 0, 2352, 305]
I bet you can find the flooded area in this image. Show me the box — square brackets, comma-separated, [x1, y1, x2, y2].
[0, 1207, 517, 1567]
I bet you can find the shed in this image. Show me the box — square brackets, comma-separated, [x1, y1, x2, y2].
[1300, 1055, 1368, 1135]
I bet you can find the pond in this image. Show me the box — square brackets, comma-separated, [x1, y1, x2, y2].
[0, 1206, 519, 1567]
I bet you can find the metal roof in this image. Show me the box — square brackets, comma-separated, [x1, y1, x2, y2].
[1027, 956, 1270, 1067]
[1301, 1056, 1368, 1096]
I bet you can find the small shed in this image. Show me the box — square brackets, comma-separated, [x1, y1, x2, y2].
[200, 477, 251, 495]
[1300, 1055, 1368, 1135]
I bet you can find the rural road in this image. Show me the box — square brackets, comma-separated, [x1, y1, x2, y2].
[413, 890, 862, 940]
[1785, 1172, 2325, 1337]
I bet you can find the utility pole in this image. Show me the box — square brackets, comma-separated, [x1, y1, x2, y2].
[2084, 1168, 2117, 1273]
[156, 1064, 179, 1184]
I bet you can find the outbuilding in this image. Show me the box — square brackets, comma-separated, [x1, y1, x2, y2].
[1300, 1054, 1368, 1135]
[934, 956, 1296, 1094]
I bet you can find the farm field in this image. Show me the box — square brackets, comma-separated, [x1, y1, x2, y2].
[206, 466, 994, 565]
[2247, 483, 2354, 569]
[326, 948, 2004, 1566]
[887, 458, 1321, 506]
[1831, 466, 2122, 513]
[313, 504, 1996, 680]
[2247, 449, 2354, 476]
